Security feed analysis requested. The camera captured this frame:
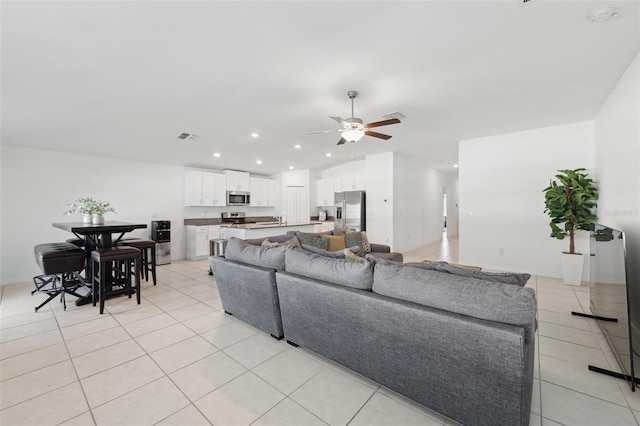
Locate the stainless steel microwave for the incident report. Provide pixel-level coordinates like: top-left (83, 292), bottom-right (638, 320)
top-left (226, 191), bottom-right (250, 206)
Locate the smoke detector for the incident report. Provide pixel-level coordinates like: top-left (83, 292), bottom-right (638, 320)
top-left (177, 132), bottom-right (199, 140)
top-left (588, 6), bottom-right (619, 23)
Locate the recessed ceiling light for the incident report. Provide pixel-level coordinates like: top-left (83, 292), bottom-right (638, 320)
top-left (326, 153), bottom-right (332, 157)
top-left (453, 163), bottom-right (459, 168)
top-left (251, 132), bottom-right (259, 138)
top-left (294, 144), bottom-right (302, 149)
top-left (213, 152), bottom-right (221, 158)
top-left (256, 159), bottom-right (262, 165)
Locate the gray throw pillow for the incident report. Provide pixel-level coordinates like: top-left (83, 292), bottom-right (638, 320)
top-left (345, 232), bottom-right (363, 255)
top-left (290, 231), bottom-right (329, 250)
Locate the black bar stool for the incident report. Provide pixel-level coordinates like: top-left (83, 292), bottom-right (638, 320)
top-left (91, 247), bottom-right (141, 314)
top-left (33, 243), bottom-right (87, 312)
top-left (119, 239), bottom-right (157, 286)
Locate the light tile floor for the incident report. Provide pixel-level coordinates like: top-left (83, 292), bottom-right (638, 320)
top-left (1, 235), bottom-right (638, 426)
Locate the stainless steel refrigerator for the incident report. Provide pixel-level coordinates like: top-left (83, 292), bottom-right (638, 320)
top-left (334, 191), bottom-right (366, 232)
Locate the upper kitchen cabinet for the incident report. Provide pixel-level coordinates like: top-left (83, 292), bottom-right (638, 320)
top-left (250, 176), bottom-right (275, 207)
top-left (184, 170), bottom-right (226, 206)
top-left (340, 171), bottom-right (363, 191)
top-left (316, 178), bottom-right (339, 206)
top-left (225, 170), bottom-right (250, 192)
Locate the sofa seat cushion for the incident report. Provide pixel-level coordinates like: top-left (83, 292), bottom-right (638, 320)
top-left (285, 248), bottom-right (375, 290)
top-left (225, 237), bottom-right (294, 270)
top-left (372, 260), bottom-right (536, 329)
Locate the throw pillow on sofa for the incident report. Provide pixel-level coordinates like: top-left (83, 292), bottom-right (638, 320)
top-left (320, 234), bottom-right (346, 252)
top-left (343, 231), bottom-right (371, 256)
top-left (288, 231), bottom-right (329, 250)
top-left (261, 236), bottom-right (301, 249)
top-left (344, 248), bottom-right (366, 262)
top-left (225, 237), bottom-right (293, 270)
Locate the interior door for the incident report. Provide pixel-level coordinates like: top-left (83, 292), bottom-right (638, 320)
top-left (284, 186), bottom-right (308, 225)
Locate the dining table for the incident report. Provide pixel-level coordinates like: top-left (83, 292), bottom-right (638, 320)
top-left (52, 221), bottom-right (148, 305)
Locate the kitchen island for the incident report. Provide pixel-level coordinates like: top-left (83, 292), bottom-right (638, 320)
top-left (222, 222), bottom-right (321, 240)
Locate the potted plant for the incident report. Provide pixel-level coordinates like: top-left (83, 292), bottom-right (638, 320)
top-left (64, 197), bottom-right (115, 224)
top-left (543, 168), bottom-right (598, 285)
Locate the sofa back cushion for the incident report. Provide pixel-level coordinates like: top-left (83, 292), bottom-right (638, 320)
top-left (285, 248), bottom-right (375, 290)
top-left (225, 237), bottom-right (293, 270)
top-left (372, 260), bottom-right (536, 328)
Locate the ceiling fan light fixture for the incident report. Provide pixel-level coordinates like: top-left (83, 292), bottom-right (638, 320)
top-left (342, 129), bottom-right (365, 142)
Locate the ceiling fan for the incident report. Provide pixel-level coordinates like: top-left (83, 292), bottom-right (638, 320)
top-left (306, 91), bottom-right (401, 145)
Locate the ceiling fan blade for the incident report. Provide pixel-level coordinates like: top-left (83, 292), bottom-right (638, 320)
top-left (337, 137), bottom-right (347, 145)
top-left (304, 129), bottom-right (338, 135)
top-left (365, 118), bottom-right (401, 129)
top-left (330, 116), bottom-right (347, 125)
top-left (364, 130), bottom-right (392, 140)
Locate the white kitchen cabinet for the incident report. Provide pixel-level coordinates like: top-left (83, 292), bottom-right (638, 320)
top-left (185, 226), bottom-right (209, 260)
top-left (211, 173), bottom-right (227, 206)
top-left (265, 179), bottom-right (275, 207)
top-left (186, 225), bottom-right (224, 260)
top-left (341, 172), bottom-right (361, 191)
top-left (225, 170), bottom-right (250, 192)
top-left (250, 177), bottom-right (275, 207)
top-left (184, 170), bottom-right (226, 206)
top-left (316, 178), bottom-right (336, 206)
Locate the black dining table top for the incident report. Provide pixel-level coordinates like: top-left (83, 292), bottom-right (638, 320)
top-left (53, 221), bottom-right (147, 234)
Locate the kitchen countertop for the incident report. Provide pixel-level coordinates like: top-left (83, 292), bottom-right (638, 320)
top-left (220, 222), bottom-right (321, 230)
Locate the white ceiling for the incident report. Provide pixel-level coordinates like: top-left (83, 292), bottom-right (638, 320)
top-left (2, 1), bottom-right (638, 175)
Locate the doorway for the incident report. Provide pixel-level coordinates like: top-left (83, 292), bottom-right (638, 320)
top-left (284, 186), bottom-right (307, 225)
top-left (442, 188), bottom-right (448, 233)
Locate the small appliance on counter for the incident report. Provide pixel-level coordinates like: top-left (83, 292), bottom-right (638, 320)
top-left (151, 220), bottom-right (171, 265)
top-left (319, 209), bottom-right (327, 221)
top-left (221, 212), bottom-right (255, 226)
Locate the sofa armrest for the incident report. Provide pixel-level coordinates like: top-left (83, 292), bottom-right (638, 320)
top-left (370, 243), bottom-right (391, 253)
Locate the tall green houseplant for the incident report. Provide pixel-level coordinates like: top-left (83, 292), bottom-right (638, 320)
top-left (543, 168), bottom-right (598, 254)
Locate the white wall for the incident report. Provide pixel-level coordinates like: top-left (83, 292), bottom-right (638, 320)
top-left (594, 52), bottom-right (640, 324)
top-left (1, 146), bottom-right (186, 284)
top-left (459, 121), bottom-right (594, 277)
top-left (364, 153), bottom-right (394, 247)
top-left (393, 154), bottom-right (459, 253)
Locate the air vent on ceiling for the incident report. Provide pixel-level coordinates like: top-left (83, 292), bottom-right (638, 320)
top-left (380, 111), bottom-right (405, 120)
top-left (177, 132), bottom-right (198, 140)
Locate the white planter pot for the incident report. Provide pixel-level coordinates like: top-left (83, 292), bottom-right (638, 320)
top-left (561, 252), bottom-right (585, 286)
top-left (82, 213), bottom-right (92, 223)
top-left (92, 214), bottom-right (105, 225)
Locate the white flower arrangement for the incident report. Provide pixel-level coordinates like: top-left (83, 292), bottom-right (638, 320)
top-left (64, 197), bottom-right (116, 215)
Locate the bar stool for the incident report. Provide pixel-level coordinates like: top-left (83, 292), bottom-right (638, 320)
top-left (91, 247), bottom-right (141, 314)
top-left (33, 243), bottom-right (87, 312)
top-left (119, 239), bottom-right (157, 286)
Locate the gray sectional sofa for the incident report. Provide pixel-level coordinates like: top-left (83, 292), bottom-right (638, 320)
top-left (209, 236), bottom-right (537, 426)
